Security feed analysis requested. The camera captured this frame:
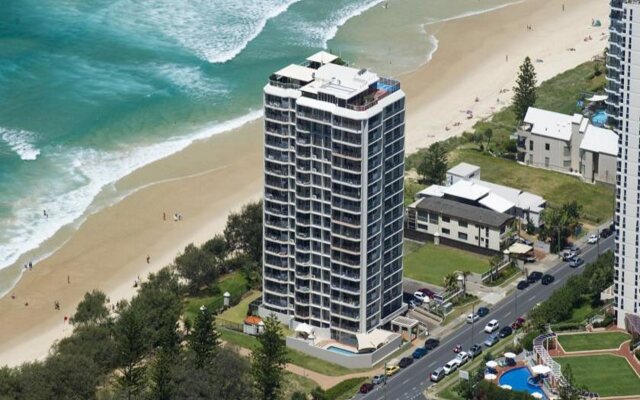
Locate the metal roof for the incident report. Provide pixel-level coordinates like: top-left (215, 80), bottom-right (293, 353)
top-left (523, 107), bottom-right (576, 141)
top-left (447, 162), bottom-right (480, 177)
top-left (413, 196), bottom-right (513, 228)
top-left (580, 124), bottom-right (618, 156)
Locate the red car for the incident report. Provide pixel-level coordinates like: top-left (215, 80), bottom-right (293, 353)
top-left (419, 288), bottom-right (436, 298)
top-left (360, 383), bottom-right (375, 394)
top-left (511, 317), bottom-right (526, 330)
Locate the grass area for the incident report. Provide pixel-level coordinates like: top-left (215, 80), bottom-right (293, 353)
top-left (282, 372), bottom-right (318, 399)
top-left (566, 299), bottom-right (597, 323)
top-left (558, 332), bottom-right (630, 352)
top-left (220, 328), bottom-right (362, 376)
top-left (183, 272), bottom-right (249, 323)
top-left (448, 148), bottom-right (614, 224)
top-left (218, 290), bottom-right (261, 324)
top-left (484, 265), bottom-right (521, 287)
top-left (403, 241), bottom-right (489, 286)
top-left (555, 355), bottom-right (640, 397)
top-left (326, 377), bottom-right (368, 400)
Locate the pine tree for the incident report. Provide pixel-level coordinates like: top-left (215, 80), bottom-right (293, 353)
top-left (252, 315), bottom-right (288, 400)
top-left (513, 56), bottom-right (537, 121)
top-left (114, 307), bottom-right (148, 400)
top-left (148, 348), bottom-right (174, 400)
top-left (188, 305), bottom-right (220, 369)
top-left (417, 142), bottom-right (448, 185)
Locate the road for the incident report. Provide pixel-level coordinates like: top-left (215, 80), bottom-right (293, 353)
top-left (359, 235), bottom-right (615, 400)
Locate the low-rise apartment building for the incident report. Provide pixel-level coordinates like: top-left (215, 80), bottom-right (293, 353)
top-left (516, 107), bottom-right (617, 185)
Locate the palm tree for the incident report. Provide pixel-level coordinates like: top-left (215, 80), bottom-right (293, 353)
top-left (460, 271), bottom-right (471, 295)
top-left (443, 273), bottom-right (459, 293)
top-left (489, 254), bottom-right (504, 282)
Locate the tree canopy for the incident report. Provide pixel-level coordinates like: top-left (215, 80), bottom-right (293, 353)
top-left (417, 142), bottom-right (448, 185)
top-left (513, 56), bottom-right (537, 121)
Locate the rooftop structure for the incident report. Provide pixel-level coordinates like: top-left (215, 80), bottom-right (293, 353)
top-left (413, 196), bottom-right (512, 228)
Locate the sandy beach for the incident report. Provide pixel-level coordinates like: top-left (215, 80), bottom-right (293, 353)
top-left (0, 0), bottom-right (608, 366)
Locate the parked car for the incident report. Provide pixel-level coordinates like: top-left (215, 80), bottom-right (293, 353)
top-left (524, 255), bottom-right (537, 263)
top-left (541, 274), bottom-right (555, 285)
top-left (499, 326), bottom-right (513, 338)
top-left (399, 357), bottom-right (414, 368)
top-left (588, 234), bottom-right (599, 244)
top-left (601, 228), bottom-right (612, 238)
top-left (517, 280), bottom-right (530, 290)
top-left (484, 319), bottom-right (499, 333)
top-left (385, 365), bottom-right (400, 377)
top-left (425, 338), bottom-right (440, 350)
top-left (484, 334), bottom-right (499, 347)
top-left (455, 351), bottom-right (469, 366)
top-left (569, 257), bottom-right (584, 268)
top-left (413, 291), bottom-right (426, 303)
top-left (468, 344), bottom-right (483, 358)
top-left (443, 360), bottom-right (459, 375)
top-left (372, 374), bottom-right (386, 385)
top-left (360, 383), bottom-right (375, 393)
top-left (412, 347), bottom-right (428, 359)
top-left (562, 251), bottom-right (576, 261)
top-left (511, 317), bottom-right (526, 330)
top-left (419, 288), bottom-right (436, 298)
top-left (476, 307), bottom-right (490, 317)
top-left (430, 367), bottom-right (445, 382)
top-left (527, 271), bottom-right (543, 283)
top-left (466, 313), bottom-right (479, 324)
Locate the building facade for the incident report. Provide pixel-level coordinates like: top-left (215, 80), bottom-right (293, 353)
top-left (608, 0), bottom-right (640, 328)
top-left (261, 52), bottom-right (406, 343)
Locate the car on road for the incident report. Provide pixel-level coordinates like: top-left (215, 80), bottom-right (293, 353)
top-left (484, 319), bottom-right (500, 333)
top-left (476, 307), bottom-right (490, 317)
top-left (419, 288), bottom-right (436, 298)
top-left (600, 228), bottom-right (612, 238)
top-left (569, 257), bottom-right (584, 268)
top-left (541, 274), bottom-right (555, 285)
top-left (424, 338), bottom-right (440, 350)
top-left (360, 383), bottom-right (375, 393)
top-left (511, 317), bottom-right (526, 330)
top-left (468, 344), bottom-right (483, 358)
top-left (455, 351), bottom-right (469, 366)
top-left (527, 271), bottom-right (543, 283)
top-left (412, 347), bottom-right (428, 359)
top-left (588, 234), bottom-right (599, 244)
top-left (443, 360), bottom-right (459, 375)
top-left (484, 334), bottom-right (499, 347)
top-left (385, 365), bottom-right (400, 377)
top-left (517, 280), bottom-right (529, 290)
top-left (372, 374), bottom-right (386, 385)
top-left (398, 357), bottom-right (414, 368)
top-left (562, 250), bottom-right (577, 261)
top-left (498, 326), bottom-right (513, 338)
top-left (466, 312), bottom-right (479, 324)
top-left (430, 367), bottom-right (445, 382)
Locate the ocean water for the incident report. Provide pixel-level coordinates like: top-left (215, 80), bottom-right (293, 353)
top-left (0, 0), bottom-right (518, 292)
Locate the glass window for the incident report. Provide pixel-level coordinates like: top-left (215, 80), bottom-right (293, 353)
top-left (442, 216), bottom-right (450, 223)
top-left (459, 221), bottom-right (468, 228)
top-left (442, 228), bottom-right (450, 235)
top-left (458, 232), bottom-right (468, 240)
top-left (545, 143), bottom-right (550, 151)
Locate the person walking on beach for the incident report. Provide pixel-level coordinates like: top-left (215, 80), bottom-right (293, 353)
top-left (146, 255), bottom-right (150, 264)
top-left (67, 275), bottom-right (70, 284)
top-left (163, 212), bottom-right (166, 221)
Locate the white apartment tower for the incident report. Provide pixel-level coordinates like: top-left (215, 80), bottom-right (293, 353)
top-left (608, 0), bottom-right (640, 327)
top-left (261, 52), bottom-right (406, 344)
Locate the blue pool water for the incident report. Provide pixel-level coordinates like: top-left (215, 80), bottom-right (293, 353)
top-left (327, 346), bottom-right (356, 356)
top-left (592, 110), bottom-right (607, 127)
top-left (499, 367), bottom-right (547, 399)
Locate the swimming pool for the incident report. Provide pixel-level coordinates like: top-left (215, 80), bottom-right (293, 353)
top-left (326, 346), bottom-right (356, 356)
top-left (592, 109), bottom-right (607, 127)
top-left (499, 367), bottom-right (547, 399)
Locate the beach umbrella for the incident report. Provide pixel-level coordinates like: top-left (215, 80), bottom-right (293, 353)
top-left (504, 352), bottom-right (517, 359)
top-left (500, 384), bottom-right (512, 390)
top-left (531, 392), bottom-right (543, 399)
top-left (484, 373), bottom-right (497, 381)
top-left (532, 365), bottom-right (551, 375)
top-left (486, 360), bottom-right (498, 368)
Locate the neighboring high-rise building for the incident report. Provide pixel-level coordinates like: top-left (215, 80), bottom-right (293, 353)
top-left (608, 0), bottom-right (640, 327)
top-left (261, 51), bottom-right (406, 344)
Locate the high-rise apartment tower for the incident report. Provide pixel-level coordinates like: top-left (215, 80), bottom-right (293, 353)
top-left (261, 52), bottom-right (406, 343)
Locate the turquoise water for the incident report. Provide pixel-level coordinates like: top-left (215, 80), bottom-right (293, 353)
top-left (499, 367), bottom-right (547, 399)
top-left (0, 0), bottom-right (519, 288)
top-left (592, 109), bottom-right (607, 126)
top-left (327, 346), bottom-right (356, 356)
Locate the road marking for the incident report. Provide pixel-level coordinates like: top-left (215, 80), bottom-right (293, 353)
top-left (528, 295), bottom-right (536, 302)
top-left (403, 379), bottom-right (410, 384)
top-left (504, 311), bottom-right (511, 317)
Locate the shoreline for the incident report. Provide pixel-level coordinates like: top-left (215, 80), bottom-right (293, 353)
top-left (0, 0), bottom-right (608, 366)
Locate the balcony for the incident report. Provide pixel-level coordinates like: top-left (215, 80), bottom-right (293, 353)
top-left (344, 78), bottom-right (400, 112)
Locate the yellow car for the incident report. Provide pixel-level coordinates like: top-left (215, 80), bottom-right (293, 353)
top-left (385, 365), bottom-right (400, 377)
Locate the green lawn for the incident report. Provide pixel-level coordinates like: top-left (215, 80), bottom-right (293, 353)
top-left (565, 298), bottom-right (597, 324)
top-left (183, 271), bottom-right (249, 323)
top-left (219, 290), bottom-right (262, 324)
top-left (220, 328), bottom-right (362, 376)
top-left (449, 148), bottom-right (614, 224)
top-left (555, 355), bottom-right (640, 397)
top-left (403, 241), bottom-right (489, 286)
top-left (558, 332), bottom-right (630, 352)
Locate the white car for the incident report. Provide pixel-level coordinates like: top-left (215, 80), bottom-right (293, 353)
top-left (455, 351), bottom-right (469, 366)
top-left (414, 291), bottom-right (426, 302)
top-left (588, 234), bottom-right (599, 244)
top-left (466, 313), bottom-right (479, 324)
top-left (443, 359), bottom-right (459, 375)
top-left (484, 319), bottom-right (500, 333)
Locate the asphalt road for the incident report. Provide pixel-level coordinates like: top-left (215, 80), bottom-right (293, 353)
top-left (359, 235), bottom-right (615, 400)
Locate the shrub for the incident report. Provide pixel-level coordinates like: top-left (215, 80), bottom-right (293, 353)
top-left (592, 314), bottom-right (614, 328)
top-left (323, 378), bottom-right (366, 400)
top-left (550, 322), bottom-right (585, 332)
top-left (520, 330), bottom-right (542, 352)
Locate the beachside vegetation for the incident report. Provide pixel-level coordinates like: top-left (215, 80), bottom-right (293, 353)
top-left (538, 201), bottom-right (582, 253)
top-left (403, 240), bottom-right (490, 286)
top-left (417, 141), bottom-right (448, 185)
top-left (512, 56), bottom-right (538, 121)
top-left (252, 315), bottom-right (289, 400)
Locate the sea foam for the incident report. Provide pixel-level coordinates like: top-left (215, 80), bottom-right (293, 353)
top-left (0, 127), bottom-right (41, 161)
